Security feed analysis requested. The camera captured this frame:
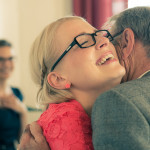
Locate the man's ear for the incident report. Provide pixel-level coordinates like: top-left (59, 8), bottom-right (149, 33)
top-left (47, 72), bottom-right (70, 90)
top-left (121, 28), bottom-right (135, 60)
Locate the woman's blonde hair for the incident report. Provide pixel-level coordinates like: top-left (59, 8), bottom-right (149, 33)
top-left (30, 16), bottom-right (85, 106)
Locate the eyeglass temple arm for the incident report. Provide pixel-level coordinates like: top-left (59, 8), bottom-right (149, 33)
top-left (51, 40), bottom-right (76, 71)
top-left (112, 30), bottom-right (124, 40)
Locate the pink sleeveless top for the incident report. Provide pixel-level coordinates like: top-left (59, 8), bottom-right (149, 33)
top-left (37, 99), bottom-right (94, 150)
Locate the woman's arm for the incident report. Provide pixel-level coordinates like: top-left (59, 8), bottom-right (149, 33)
top-left (38, 106), bottom-right (94, 150)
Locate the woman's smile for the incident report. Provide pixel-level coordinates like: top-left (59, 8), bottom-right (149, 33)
top-left (96, 51), bottom-right (117, 66)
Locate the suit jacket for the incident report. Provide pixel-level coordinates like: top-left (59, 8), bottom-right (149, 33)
top-left (92, 72), bottom-right (150, 150)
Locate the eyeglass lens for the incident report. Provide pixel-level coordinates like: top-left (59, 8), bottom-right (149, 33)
top-left (76, 30), bottom-right (112, 48)
top-left (0, 57), bottom-right (14, 63)
top-left (76, 34), bottom-right (95, 48)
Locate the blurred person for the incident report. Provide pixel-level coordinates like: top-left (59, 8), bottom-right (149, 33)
top-left (0, 40), bottom-right (27, 150)
top-left (18, 16), bottom-right (125, 150)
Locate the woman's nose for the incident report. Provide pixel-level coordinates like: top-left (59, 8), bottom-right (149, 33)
top-left (95, 37), bottom-right (110, 50)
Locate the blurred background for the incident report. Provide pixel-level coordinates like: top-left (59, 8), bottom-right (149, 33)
top-left (0, 0), bottom-right (149, 123)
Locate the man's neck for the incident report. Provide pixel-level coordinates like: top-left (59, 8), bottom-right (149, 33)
top-left (124, 60), bottom-right (150, 82)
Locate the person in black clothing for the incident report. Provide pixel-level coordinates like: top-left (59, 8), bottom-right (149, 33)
top-left (0, 40), bottom-right (27, 150)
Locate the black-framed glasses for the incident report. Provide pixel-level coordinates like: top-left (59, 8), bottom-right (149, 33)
top-left (112, 30), bottom-right (124, 40)
top-left (51, 30), bottom-right (113, 71)
top-left (0, 56), bottom-right (15, 63)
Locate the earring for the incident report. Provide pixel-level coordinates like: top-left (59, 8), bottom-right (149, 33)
top-left (65, 84), bottom-right (70, 89)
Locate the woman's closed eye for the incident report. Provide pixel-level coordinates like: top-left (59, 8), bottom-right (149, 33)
top-left (80, 41), bottom-right (89, 46)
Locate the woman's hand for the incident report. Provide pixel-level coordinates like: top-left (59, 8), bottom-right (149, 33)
top-left (0, 94), bottom-right (27, 114)
top-left (18, 122), bottom-right (50, 150)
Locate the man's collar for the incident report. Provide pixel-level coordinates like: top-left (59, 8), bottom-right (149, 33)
top-left (138, 70), bottom-right (150, 79)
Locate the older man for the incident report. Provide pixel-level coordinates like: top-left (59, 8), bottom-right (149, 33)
top-left (18, 6), bottom-right (150, 150)
top-left (92, 6), bottom-right (150, 150)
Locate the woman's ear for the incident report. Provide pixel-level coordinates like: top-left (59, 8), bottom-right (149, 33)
top-left (47, 72), bottom-right (70, 90)
top-left (121, 28), bottom-right (135, 60)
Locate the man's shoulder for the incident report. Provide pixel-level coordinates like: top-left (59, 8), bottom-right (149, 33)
top-left (110, 72), bottom-right (150, 96)
top-left (95, 74), bottom-right (150, 104)
top-left (92, 72), bottom-right (150, 122)
top-left (91, 73), bottom-right (150, 150)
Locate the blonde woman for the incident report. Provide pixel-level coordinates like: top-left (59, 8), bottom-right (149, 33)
top-left (19, 7), bottom-right (150, 150)
top-left (21, 16), bottom-right (125, 150)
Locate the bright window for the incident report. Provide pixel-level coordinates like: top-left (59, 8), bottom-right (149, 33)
top-left (128, 0), bottom-right (150, 8)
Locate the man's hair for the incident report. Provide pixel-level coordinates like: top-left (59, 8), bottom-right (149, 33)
top-left (0, 40), bottom-right (12, 47)
top-left (107, 6), bottom-right (150, 57)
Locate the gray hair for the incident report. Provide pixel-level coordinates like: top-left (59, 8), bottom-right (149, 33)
top-left (105, 6), bottom-right (150, 57)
